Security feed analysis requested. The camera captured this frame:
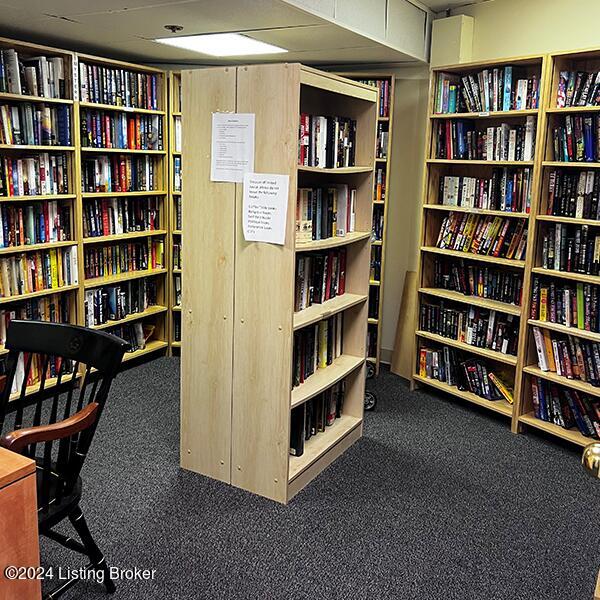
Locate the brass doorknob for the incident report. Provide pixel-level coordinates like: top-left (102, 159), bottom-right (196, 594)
top-left (582, 443), bottom-right (600, 478)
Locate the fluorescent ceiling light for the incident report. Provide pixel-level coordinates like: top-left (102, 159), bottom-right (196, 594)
top-left (154, 33), bottom-right (287, 57)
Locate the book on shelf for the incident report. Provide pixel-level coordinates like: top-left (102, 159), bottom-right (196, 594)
top-left (0, 246), bottom-right (77, 297)
top-left (368, 287), bottom-right (379, 319)
top-left (435, 117), bottom-right (536, 161)
top-left (418, 344), bottom-right (514, 403)
top-left (79, 63), bottom-right (159, 110)
top-left (0, 200), bottom-right (71, 246)
top-left (174, 196), bottom-right (181, 230)
top-left (84, 278), bottom-right (158, 327)
top-left (83, 196), bottom-right (160, 238)
top-left (289, 380), bottom-right (345, 457)
top-left (374, 167), bottom-right (386, 202)
top-left (376, 122), bottom-right (388, 159)
top-left (551, 114), bottom-right (600, 162)
top-left (294, 248), bottom-right (346, 312)
top-left (530, 376), bottom-right (600, 439)
top-left (372, 206), bottom-right (384, 241)
top-left (80, 109), bottom-right (163, 151)
top-left (174, 115), bottom-right (181, 152)
top-left (173, 312), bottom-right (181, 342)
top-left (83, 239), bottom-right (164, 280)
top-left (173, 273), bottom-right (181, 308)
top-left (0, 103), bottom-right (71, 146)
top-left (295, 185), bottom-right (356, 243)
top-left (435, 67), bottom-right (539, 114)
top-left (531, 325), bottom-right (600, 385)
top-left (420, 301), bottom-right (519, 356)
top-left (0, 50), bottom-right (66, 98)
top-left (1, 153), bottom-right (69, 197)
top-left (439, 167), bottom-right (532, 213)
top-left (293, 314), bottom-right (343, 388)
top-left (298, 113), bottom-right (357, 168)
top-left (172, 242), bottom-right (181, 270)
top-left (356, 79), bottom-right (390, 118)
top-left (435, 212), bottom-right (528, 260)
top-left (547, 169), bottom-right (600, 219)
top-left (370, 246), bottom-right (381, 281)
top-left (556, 71), bottom-right (600, 108)
top-left (81, 155), bottom-right (160, 193)
top-left (173, 156), bottom-right (181, 192)
top-left (433, 257), bottom-right (523, 306)
top-left (540, 223), bottom-right (600, 275)
top-left (367, 324), bottom-right (377, 358)
top-left (530, 276), bottom-right (598, 333)
top-left (106, 322), bottom-right (154, 353)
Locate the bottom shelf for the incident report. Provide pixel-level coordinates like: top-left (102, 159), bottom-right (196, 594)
top-left (122, 340), bottom-right (168, 363)
top-left (519, 412), bottom-right (595, 447)
top-left (413, 374), bottom-right (513, 417)
top-left (288, 414), bottom-right (362, 482)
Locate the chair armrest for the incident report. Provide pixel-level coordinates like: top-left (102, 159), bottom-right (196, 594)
top-left (0, 402), bottom-right (99, 453)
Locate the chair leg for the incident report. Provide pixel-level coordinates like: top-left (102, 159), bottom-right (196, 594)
top-left (68, 505), bottom-right (116, 594)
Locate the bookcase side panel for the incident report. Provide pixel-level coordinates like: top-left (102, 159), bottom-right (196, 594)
top-left (231, 64), bottom-right (300, 503)
top-left (180, 67), bottom-right (236, 483)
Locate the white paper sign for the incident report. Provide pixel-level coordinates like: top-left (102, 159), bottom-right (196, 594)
top-left (243, 173), bottom-right (289, 245)
top-left (210, 113), bottom-right (255, 182)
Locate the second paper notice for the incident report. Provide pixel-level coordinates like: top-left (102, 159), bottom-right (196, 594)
top-left (243, 173), bottom-right (289, 245)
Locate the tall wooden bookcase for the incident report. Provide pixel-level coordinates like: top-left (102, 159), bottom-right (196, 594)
top-left (412, 55), bottom-right (548, 426)
top-left (336, 73), bottom-right (395, 374)
top-left (180, 64), bottom-right (377, 503)
top-left (517, 48), bottom-right (600, 446)
top-left (74, 52), bottom-right (169, 363)
top-left (168, 71), bottom-right (182, 350)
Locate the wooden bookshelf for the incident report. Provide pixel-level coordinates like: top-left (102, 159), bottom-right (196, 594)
top-left (516, 47), bottom-right (600, 446)
top-left (412, 55), bottom-right (548, 422)
top-left (73, 51), bottom-right (169, 363)
top-left (168, 72), bottom-right (182, 350)
top-left (181, 64), bottom-right (376, 503)
top-left (336, 73), bottom-right (395, 374)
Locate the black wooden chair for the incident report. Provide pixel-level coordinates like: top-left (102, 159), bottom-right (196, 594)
top-left (0, 320), bottom-right (129, 599)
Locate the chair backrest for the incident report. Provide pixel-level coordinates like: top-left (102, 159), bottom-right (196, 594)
top-left (0, 321), bottom-right (129, 511)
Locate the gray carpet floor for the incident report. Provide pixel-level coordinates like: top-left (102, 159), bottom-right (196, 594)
top-left (39, 357), bottom-right (600, 600)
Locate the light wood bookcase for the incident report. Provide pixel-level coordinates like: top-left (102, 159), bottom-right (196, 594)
top-left (168, 71), bottom-right (182, 350)
top-left (412, 55), bottom-right (548, 426)
top-left (73, 51), bottom-right (169, 363)
top-left (336, 73), bottom-right (395, 374)
top-left (517, 48), bottom-right (600, 446)
top-left (180, 64), bottom-right (377, 503)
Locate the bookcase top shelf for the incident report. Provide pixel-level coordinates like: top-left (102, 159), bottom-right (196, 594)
top-left (75, 52), bottom-right (164, 74)
top-left (0, 36), bottom-right (73, 58)
top-left (299, 65), bottom-right (378, 102)
top-left (431, 54), bottom-right (545, 73)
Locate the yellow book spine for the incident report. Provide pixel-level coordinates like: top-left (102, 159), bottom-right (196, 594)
top-left (49, 249), bottom-right (58, 288)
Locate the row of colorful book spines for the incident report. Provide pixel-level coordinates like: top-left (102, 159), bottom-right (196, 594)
top-left (83, 205), bottom-right (160, 238)
top-left (83, 286), bottom-right (158, 327)
top-left (1, 155), bottom-right (69, 198)
top-left (0, 102), bottom-right (71, 146)
top-left (552, 125), bottom-right (600, 163)
top-left (556, 71), bottom-right (600, 109)
top-left (0, 202), bottom-right (70, 246)
top-left (81, 111), bottom-right (163, 150)
top-left (357, 79), bottom-right (391, 118)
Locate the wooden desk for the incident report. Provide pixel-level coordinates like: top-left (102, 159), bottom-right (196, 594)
top-left (0, 447), bottom-right (40, 600)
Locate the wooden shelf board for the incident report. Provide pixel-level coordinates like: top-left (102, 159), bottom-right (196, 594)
top-left (372, 240), bottom-right (383, 246)
top-left (413, 374), bottom-right (513, 417)
top-left (288, 414), bottom-right (362, 481)
top-left (0, 240), bottom-right (76, 255)
top-left (0, 144), bottom-right (75, 151)
top-left (80, 147), bottom-right (166, 155)
top-left (366, 357), bottom-right (376, 363)
top-left (296, 231), bottom-right (371, 252)
top-left (519, 412), bottom-right (592, 447)
top-left (293, 293), bottom-right (367, 331)
top-left (300, 66), bottom-right (378, 102)
top-left (81, 191), bottom-right (167, 198)
top-left (79, 101), bottom-right (165, 116)
top-left (171, 341), bottom-right (182, 347)
top-left (172, 229), bottom-right (182, 235)
top-left (536, 214), bottom-right (600, 226)
top-left (172, 305), bottom-right (182, 311)
top-left (375, 157), bottom-right (387, 162)
top-left (369, 280), bottom-right (381, 286)
top-left (424, 204), bottom-right (529, 218)
top-left (0, 92), bottom-right (73, 105)
top-left (368, 318), bottom-right (378, 324)
top-left (297, 165), bottom-right (373, 174)
top-left (531, 267), bottom-right (600, 285)
top-left (416, 330), bottom-right (518, 366)
top-left (542, 161), bottom-right (600, 169)
top-left (173, 268), bottom-right (182, 274)
top-left (523, 364), bottom-right (600, 398)
top-left (373, 200), bottom-right (385, 205)
top-left (84, 268), bottom-right (167, 289)
top-left (0, 194), bottom-right (76, 203)
top-left (430, 109), bottom-right (539, 120)
top-left (83, 229), bottom-right (167, 244)
top-left (10, 371), bottom-right (78, 403)
top-left (378, 116), bottom-right (390, 122)
top-left (122, 340), bottom-right (168, 362)
top-left (0, 283), bottom-right (79, 304)
top-left (427, 159), bottom-right (535, 166)
top-left (547, 106), bottom-right (600, 114)
top-left (419, 287), bottom-right (522, 316)
top-left (528, 319), bottom-right (600, 343)
top-left (291, 354), bottom-right (365, 408)
top-left (90, 305), bottom-right (168, 330)
top-left (421, 246), bottom-right (525, 268)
